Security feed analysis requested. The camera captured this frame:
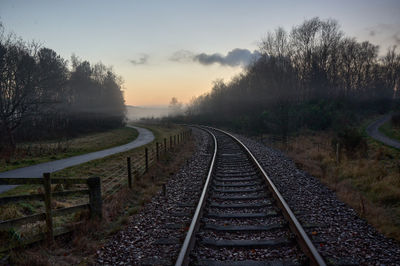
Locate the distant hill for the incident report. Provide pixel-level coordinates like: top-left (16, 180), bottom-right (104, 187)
top-left (126, 105), bottom-right (170, 121)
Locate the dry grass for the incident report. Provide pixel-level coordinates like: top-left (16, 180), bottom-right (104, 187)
top-left (2, 123), bottom-right (195, 265)
top-left (267, 131), bottom-right (400, 241)
top-left (0, 127), bottom-right (139, 172)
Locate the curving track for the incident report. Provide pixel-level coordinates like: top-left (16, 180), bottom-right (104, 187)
top-left (176, 127), bottom-right (326, 265)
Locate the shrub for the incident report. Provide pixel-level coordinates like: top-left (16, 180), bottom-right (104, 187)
top-left (337, 128), bottom-right (368, 157)
top-left (392, 113), bottom-right (400, 127)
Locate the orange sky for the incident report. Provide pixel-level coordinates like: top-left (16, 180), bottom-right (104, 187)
top-left (121, 62), bottom-right (243, 106)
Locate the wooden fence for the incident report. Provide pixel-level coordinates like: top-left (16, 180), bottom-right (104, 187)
top-left (0, 128), bottom-right (192, 250)
top-left (102, 129), bottom-right (192, 200)
top-left (0, 175), bottom-right (101, 251)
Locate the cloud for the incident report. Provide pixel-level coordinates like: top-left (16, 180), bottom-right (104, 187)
top-left (169, 50), bottom-right (195, 62)
top-left (170, 48), bottom-right (261, 67)
top-left (129, 54), bottom-right (149, 65)
top-left (194, 49), bottom-right (261, 67)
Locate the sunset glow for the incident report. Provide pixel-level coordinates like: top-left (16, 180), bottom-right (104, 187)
top-left (1, 0), bottom-right (399, 106)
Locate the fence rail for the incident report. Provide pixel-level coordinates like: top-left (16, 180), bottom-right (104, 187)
top-left (0, 174), bottom-right (100, 252)
top-left (0, 128), bottom-right (192, 251)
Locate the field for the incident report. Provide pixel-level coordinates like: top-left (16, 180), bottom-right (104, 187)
top-left (264, 129), bottom-right (400, 241)
top-left (0, 123), bottom-right (194, 264)
top-left (0, 127), bottom-right (139, 172)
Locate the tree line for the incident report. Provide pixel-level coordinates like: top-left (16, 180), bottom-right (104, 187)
top-left (184, 18), bottom-right (400, 136)
top-left (0, 24), bottom-right (126, 149)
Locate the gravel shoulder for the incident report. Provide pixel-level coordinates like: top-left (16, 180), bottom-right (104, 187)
top-left (366, 114), bottom-right (400, 149)
top-left (96, 128), bottom-right (400, 265)
top-left (0, 125), bottom-right (154, 194)
top-left (235, 133), bottom-right (400, 265)
top-left (96, 128), bottom-right (212, 265)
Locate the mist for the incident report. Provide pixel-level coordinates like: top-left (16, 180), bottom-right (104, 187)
top-left (126, 105), bottom-right (170, 121)
top-left (182, 17), bottom-right (400, 136)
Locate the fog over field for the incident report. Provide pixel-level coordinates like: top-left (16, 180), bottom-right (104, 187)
top-left (126, 105), bottom-right (170, 121)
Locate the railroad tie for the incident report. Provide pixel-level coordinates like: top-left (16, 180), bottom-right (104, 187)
top-left (203, 223), bottom-right (284, 232)
top-left (201, 238), bottom-right (293, 248)
top-left (206, 211), bottom-right (277, 219)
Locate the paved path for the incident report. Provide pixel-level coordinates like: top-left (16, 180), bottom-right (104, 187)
top-left (365, 114), bottom-right (400, 150)
top-left (0, 125), bottom-right (154, 194)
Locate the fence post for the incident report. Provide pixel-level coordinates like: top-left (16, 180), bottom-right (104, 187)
top-left (87, 177), bottom-right (102, 219)
top-left (164, 138), bottom-right (167, 153)
top-left (127, 157), bottom-right (132, 189)
top-left (156, 142), bottom-right (160, 161)
top-left (177, 134), bottom-right (179, 145)
top-left (174, 135), bottom-right (176, 146)
top-left (145, 147), bottom-right (149, 172)
top-left (170, 136), bottom-right (173, 149)
top-left (43, 172), bottom-right (54, 243)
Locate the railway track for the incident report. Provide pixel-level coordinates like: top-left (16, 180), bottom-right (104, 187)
top-left (176, 127), bottom-right (326, 265)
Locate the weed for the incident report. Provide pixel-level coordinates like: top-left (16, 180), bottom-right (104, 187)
top-left (0, 205), bottom-right (23, 220)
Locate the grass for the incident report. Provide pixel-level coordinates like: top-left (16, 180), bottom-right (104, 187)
top-left (0, 123), bottom-right (194, 264)
top-left (379, 120), bottom-right (400, 142)
top-left (266, 130), bottom-right (400, 241)
top-left (0, 127), bottom-right (139, 172)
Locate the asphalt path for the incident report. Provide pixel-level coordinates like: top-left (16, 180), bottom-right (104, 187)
top-left (365, 114), bottom-right (400, 150)
top-left (0, 125), bottom-right (154, 194)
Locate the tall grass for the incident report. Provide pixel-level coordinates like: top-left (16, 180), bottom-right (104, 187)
top-left (267, 132), bottom-right (400, 241)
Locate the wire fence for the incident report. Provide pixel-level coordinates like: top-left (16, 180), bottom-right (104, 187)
top-left (0, 128), bottom-right (193, 251)
top-left (101, 129), bottom-right (192, 202)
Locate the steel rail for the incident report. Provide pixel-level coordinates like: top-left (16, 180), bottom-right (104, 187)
top-left (213, 127), bottom-right (326, 266)
top-left (175, 128), bottom-right (217, 266)
top-left (176, 126), bottom-right (326, 265)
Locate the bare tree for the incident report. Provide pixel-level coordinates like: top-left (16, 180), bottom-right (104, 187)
top-left (0, 23), bottom-right (126, 150)
top-left (184, 17), bottom-right (399, 134)
top-left (169, 97), bottom-right (183, 116)
top-left (0, 32), bottom-right (39, 147)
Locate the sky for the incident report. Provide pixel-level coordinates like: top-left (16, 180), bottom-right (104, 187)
top-left (1, 0), bottom-right (400, 106)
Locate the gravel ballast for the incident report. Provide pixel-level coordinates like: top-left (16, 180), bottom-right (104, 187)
top-left (96, 128), bottom-right (212, 265)
top-left (96, 127), bottom-right (400, 265)
top-left (235, 134), bottom-right (400, 265)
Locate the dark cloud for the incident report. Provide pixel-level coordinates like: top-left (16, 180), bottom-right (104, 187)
top-left (170, 48), bottom-right (261, 67)
top-left (194, 49), bottom-right (261, 67)
top-left (129, 54), bottom-right (149, 65)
